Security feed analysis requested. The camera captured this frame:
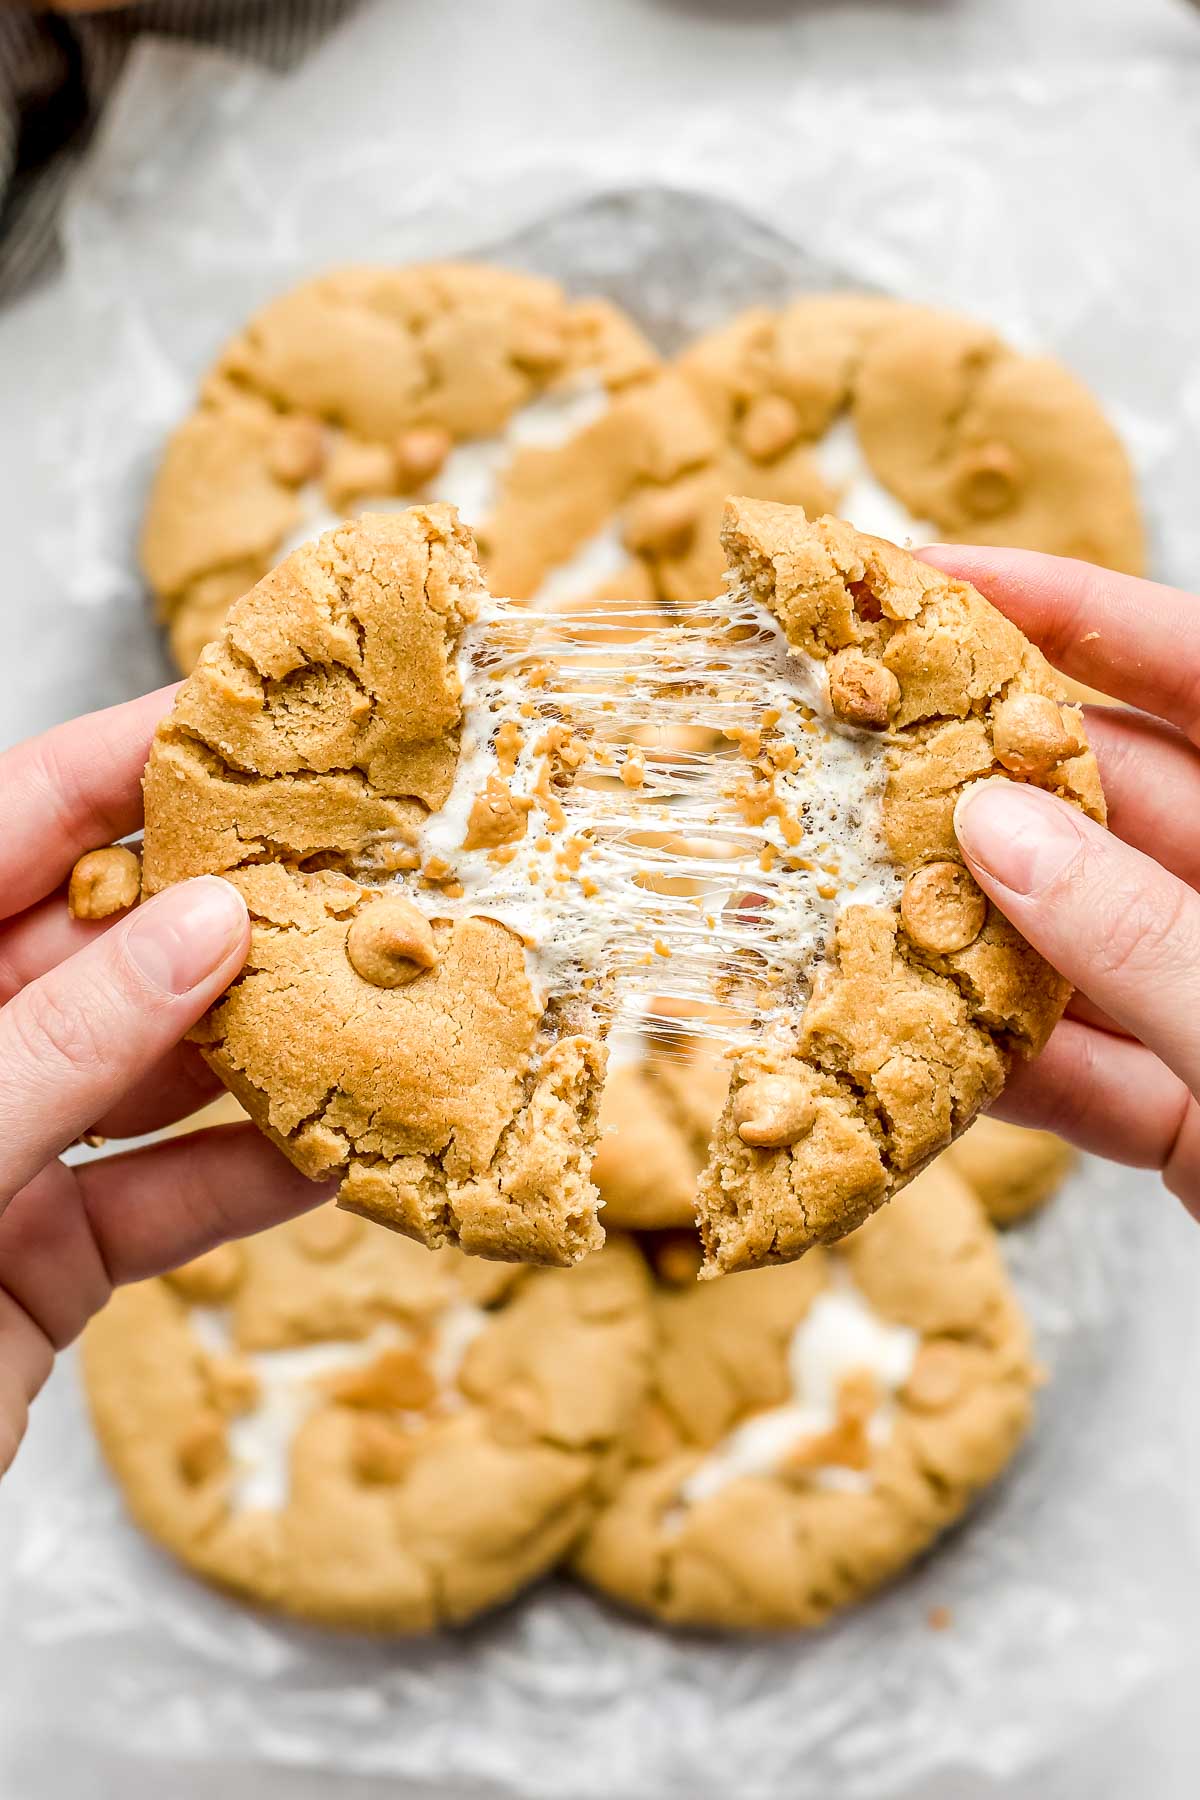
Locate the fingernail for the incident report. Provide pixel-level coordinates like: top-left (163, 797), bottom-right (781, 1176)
top-left (954, 782), bottom-right (1083, 896)
top-left (124, 877), bottom-right (248, 995)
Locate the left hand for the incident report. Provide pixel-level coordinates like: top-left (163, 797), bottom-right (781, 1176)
top-left (0, 688), bottom-right (332, 1477)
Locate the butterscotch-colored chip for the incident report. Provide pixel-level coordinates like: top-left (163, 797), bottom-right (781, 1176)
top-left (732, 1074), bottom-right (817, 1148)
top-left (622, 484), bottom-right (699, 556)
top-left (67, 845), bottom-right (141, 920)
top-left (394, 425), bottom-right (453, 488)
top-left (738, 393), bottom-right (802, 463)
top-left (323, 436), bottom-right (396, 510)
top-left (903, 1339), bottom-right (965, 1411)
top-left (176, 1410), bottom-right (228, 1485)
top-left (346, 894), bottom-right (439, 988)
top-left (351, 1415), bottom-right (417, 1485)
top-left (901, 861), bottom-right (987, 954)
top-left (991, 693), bottom-right (1084, 777)
top-left (951, 443), bottom-right (1022, 519)
top-left (267, 415), bottom-right (325, 486)
top-left (827, 647), bottom-right (900, 730)
top-left (165, 1243), bottom-right (243, 1304)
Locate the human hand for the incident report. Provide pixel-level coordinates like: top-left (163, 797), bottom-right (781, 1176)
top-left (0, 690), bottom-right (331, 1475)
top-left (917, 545), bottom-right (1200, 1218)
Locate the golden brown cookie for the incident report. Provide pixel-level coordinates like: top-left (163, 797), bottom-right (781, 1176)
top-left (946, 1115), bottom-right (1075, 1227)
top-left (83, 1214), bottom-right (652, 1632)
top-left (141, 261), bottom-right (714, 672)
top-left (664, 295), bottom-right (1144, 604)
top-left (573, 1161), bottom-right (1034, 1630)
top-left (140, 499), bottom-right (1100, 1272)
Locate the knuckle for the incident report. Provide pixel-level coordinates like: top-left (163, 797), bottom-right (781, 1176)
top-left (5, 976), bottom-right (111, 1088)
top-left (1082, 868), bottom-right (1197, 987)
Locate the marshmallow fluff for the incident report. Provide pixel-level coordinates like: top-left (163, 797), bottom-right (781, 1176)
top-left (678, 1274), bottom-right (919, 1510)
top-left (388, 581), bottom-right (902, 1041)
top-left (190, 1298), bottom-right (488, 1513)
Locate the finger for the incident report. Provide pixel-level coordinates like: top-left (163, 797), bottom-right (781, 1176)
top-left (0, 891), bottom-right (140, 1006)
top-left (1084, 707), bottom-right (1200, 891)
top-left (954, 780), bottom-right (1200, 1095)
top-left (76, 1123), bottom-right (334, 1285)
top-left (0, 1288), bottom-right (54, 1476)
top-left (86, 1042), bottom-right (226, 1140)
top-left (0, 685), bottom-right (175, 921)
top-left (917, 546), bottom-right (1200, 740)
top-left (1065, 989), bottom-right (1131, 1037)
top-left (0, 876), bottom-right (248, 1205)
top-left (988, 1017), bottom-right (1199, 1199)
top-left (0, 1131), bottom-right (332, 1429)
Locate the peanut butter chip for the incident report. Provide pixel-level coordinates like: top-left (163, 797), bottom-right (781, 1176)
top-left (826, 648), bottom-right (900, 730)
top-left (266, 415), bottom-right (325, 486)
top-left (67, 845), bottom-right (141, 920)
top-left (738, 393), bottom-right (802, 463)
top-left (991, 693), bottom-right (1083, 777)
top-left (653, 1234), bottom-right (704, 1287)
top-left (511, 319), bottom-right (567, 372)
top-left (733, 1074), bottom-right (817, 1148)
top-left (901, 861), bottom-right (987, 954)
top-left (351, 1415), bottom-right (415, 1485)
top-left (346, 895), bottom-right (438, 988)
top-left (165, 1242), bottom-right (243, 1304)
top-left (622, 485), bottom-right (698, 557)
top-left (202, 1352), bottom-right (259, 1417)
top-left (903, 1341), bottom-right (964, 1411)
top-left (394, 425), bottom-right (453, 489)
top-left (176, 1409), bottom-right (228, 1485)
top-left (463, 776), bottom-right (533, 851)
top-left (328, 1346), bottom-right (437, 1411)
top-left (322, 436), bottom-right (397, 510)
top-left (952, 442), bottom-right (1022, 520)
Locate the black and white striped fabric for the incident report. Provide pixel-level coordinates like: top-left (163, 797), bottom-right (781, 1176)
top-left (0, 1), bottom-right (358, 303)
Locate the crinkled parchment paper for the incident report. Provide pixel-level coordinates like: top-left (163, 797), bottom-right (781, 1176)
top-left (3, 38), bottom-right (1200, 1797)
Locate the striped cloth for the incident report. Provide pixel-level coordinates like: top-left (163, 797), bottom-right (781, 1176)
top-left (0, 1), bottom-right (358, 302)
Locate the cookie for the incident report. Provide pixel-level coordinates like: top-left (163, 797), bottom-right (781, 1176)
top-left (946, 1114), bottom-right (1075, 1227)
top-left (140, 498), bottom-right (1101, 1270)
top-left (141, 260), bottom-right (729, 672)
top-left (83, 1213), bottom-right (652, 1632)
top-left (573, 1161), bottom-right (1034, 1630)
top-left (663, 295), bottom-right (1144, 603)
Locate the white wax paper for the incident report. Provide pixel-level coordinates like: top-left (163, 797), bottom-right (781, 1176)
top-left (4, 36), bottom-right (1200, 1797)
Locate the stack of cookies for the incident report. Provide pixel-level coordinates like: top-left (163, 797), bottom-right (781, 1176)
top-left (80, 261), bottom-right (1133, 1636)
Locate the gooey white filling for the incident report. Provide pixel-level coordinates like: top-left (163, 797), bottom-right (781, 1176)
top-left (404, 583), bottom-right (901, 1034)
top-left (190, 1300), bottom-right (488, 1513)
top-left (678, 1275), bottom-right (919, 1510)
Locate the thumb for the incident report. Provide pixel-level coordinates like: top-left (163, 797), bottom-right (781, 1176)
top-left (0, 876), bottom-right (248, 1208)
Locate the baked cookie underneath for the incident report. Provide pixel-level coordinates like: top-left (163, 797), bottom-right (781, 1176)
top-left (945, 1115), bottom-right (1075, 1227)
top-left (83, 1216), bottom-right (652, 1632)
top-left (141, 260), bottom-right (710, 673)
top-left (660, 293), bottom-right (1144, 606)
top-left (573, 1161), bottom-right (1034, 1630)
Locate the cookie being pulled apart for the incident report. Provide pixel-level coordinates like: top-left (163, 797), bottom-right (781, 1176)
top-left (141, 499), bottom-right (1101, 1271)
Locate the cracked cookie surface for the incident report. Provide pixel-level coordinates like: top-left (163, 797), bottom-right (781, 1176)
top-left (573, 1162), bottom-right (1034, 1630)
top-left (141, 260), bottom-right (688, 672)
top-left (83, 1214), bottom-right (652, 1632)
